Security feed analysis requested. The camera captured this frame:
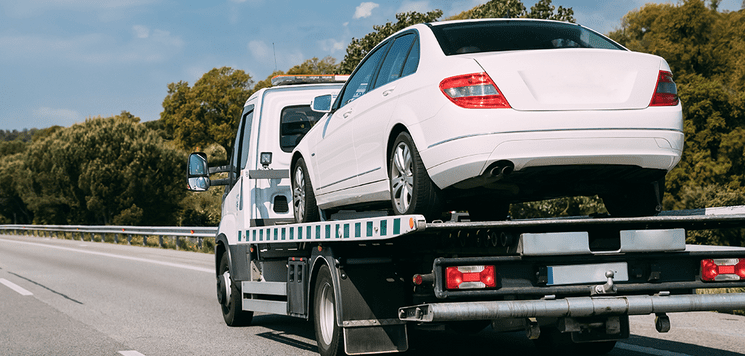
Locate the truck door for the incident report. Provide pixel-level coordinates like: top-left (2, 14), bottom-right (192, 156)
top-left (223, 104), bottom-right (254, 240)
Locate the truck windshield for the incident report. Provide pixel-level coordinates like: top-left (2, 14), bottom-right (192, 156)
top-left (430, 20), bottom-right (624, 55)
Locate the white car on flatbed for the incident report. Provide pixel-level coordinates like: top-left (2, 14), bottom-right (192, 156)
top-left (291, 19), bottom-right (683, 222)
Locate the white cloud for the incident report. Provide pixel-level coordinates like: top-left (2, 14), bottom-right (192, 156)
top-left (133, 25), bottom-right (150, 38)
top-left (32, 107), bottom-right (82, 123)
top-left (0, 29), bottom-right (184, 64)
top-left (396, 1), bottom-right (430, 14)
top-left (319, 38), bottom-right (346, 53)
top-left (353, 2), bottom-right (379, 19)
top-left (248, 40), bottom-right (272, 61)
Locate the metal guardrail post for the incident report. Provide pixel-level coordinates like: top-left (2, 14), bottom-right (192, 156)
top-left (175, 236), bottom-right (180, 250)
top-left (114, 233), bottom-right (119, 244)
top-left (143, 235), bottom-right (147, 246)
top-left (127, 234), bottom-right (131, 245)
top-left (159, 235), bottom-right (164, 248)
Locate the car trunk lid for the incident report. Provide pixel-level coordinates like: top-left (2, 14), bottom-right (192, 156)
top-left (473, 49), bottom-right (663, 111)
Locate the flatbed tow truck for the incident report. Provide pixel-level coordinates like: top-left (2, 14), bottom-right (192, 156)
top-left (186, 76), bottom-right (745, 356)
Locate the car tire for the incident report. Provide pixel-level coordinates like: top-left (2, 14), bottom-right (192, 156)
top-left (602, 178), bottom-right (664, 217)
top-left (313, 264), bottom-right (345, 356)
top-left (389, 132), bottom-right (442, 221)
top-left (293, 157), bottom-right (320, 223)
top-left (218, 253), bottom-right (253, 326)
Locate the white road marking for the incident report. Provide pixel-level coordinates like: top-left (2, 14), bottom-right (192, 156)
top-left (616, 342), bottom-right (693, 356)
top-left (0, 278), bottom-right (33, 296)
top-left (0, 238), bottom-right (212, 274)
top-left (119, 351), bottom-right (146, 356)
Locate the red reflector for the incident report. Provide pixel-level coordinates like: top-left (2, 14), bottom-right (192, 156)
top-left (440, 73), bottom-right (511, 109)
top-left (650, 71), bottom-right (679, 106)
top-left (413, 274), bottom-right (423, 285)
top-left (701, 259), bottom-right (745, 281)
top-left (445, 265), bottom-right (496, 289)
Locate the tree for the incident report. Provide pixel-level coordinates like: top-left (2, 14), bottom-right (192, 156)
top-left (253, 57), bottom-right (340, 92)
top-left (449, 0), bottom-right (574, 22)
top-left (161, 67), bottom-right (253, 153)
top-left (16, 112), bottom-right (186, 225)
top-left (339, 10), bottom-right (443, 74)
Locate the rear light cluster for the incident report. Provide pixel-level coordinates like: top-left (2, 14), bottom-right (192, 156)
top-left (445, 265), bottom-right (496, 290)
top-left (440, 73), bottom-right (511, 109)
top-left (701, 259), bottom-right (745, 281)
top-left (650, 70), bottom-right (679, 106)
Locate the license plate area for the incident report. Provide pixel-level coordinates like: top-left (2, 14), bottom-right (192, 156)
top-left (547, 262), bottom-right (628, 286)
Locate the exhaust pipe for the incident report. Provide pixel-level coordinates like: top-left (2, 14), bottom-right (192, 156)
top-left (488, 162), bottom-right (514, 180)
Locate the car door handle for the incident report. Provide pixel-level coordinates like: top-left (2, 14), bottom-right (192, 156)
top-left (343, 110), bottom-right (353, 118)
top-left (382, 88), bottom-right (395, 97)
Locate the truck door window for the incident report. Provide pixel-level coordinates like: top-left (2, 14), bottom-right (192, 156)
top-left (280, 105), bottom-right (325, 152)
top-left (239, 106), bottom-right (255, 169)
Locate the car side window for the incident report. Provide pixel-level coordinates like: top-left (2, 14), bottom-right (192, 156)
top-left (375, 33), bottom-right (416, 88)
top-left (279, 105), bottom-right (325, 153)
top-left (401, 37), bottom-right (419, 77)
top-left (338, 42), bottom-right (391, 107)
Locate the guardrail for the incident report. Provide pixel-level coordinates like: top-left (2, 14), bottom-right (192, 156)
top-left (0, 224), bottom-right (218, 252)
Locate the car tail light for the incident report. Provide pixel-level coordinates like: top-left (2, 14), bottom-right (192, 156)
top-left (701, 259), bottom-right (745, 281)
top-left (445, 265), bottom-right (496, 289)
top-left (650, 71), bottom-right (679, 106)
top-left (440, 73), bottom-right (511, 109)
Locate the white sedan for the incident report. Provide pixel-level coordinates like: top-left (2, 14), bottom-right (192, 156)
top-left (291, 19), bottom-right (683, 222)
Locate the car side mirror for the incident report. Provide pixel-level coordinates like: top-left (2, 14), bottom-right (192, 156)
top-left (310, 94), bottom-right (334, 113)
top-left (187, 152), bottom-right (211, 192)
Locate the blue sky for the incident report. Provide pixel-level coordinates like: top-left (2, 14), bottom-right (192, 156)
top-left (1, 0), bottom-right (742, 131)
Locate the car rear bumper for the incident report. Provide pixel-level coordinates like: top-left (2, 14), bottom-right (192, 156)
top-left (421, 129), bottom-right (683, 190)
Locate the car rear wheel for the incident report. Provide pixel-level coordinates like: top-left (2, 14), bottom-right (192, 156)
top-left (293, 158), bottom-right (320, 223)
top-left (389, 132), bottom-right (442, 221)
top-left (602, 178), bottom-right (664, 217)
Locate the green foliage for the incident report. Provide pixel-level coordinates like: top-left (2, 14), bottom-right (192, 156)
top-left (254, 57), bottom-right (340, 92)
top-left (161, 67), bottom-right (253, 153)
top-left (0, 129), bottom-right (38, 142)
top-left (339, 10), bottom-right (443, 74)
top-left (674, 184), bottom-right (745, 246)
top-left (449, 0), bottom-right (575, 22)
top-left (14, 112), bottom-right (186, 225)
top-left (510, 196), bottom-right (606, 219)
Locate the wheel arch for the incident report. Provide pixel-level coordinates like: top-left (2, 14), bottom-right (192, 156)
top-left (215, 233), bottom-right (230, 276)
top-left (386, 124), bottom-right (410, 173)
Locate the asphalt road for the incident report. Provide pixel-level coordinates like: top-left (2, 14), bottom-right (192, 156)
top-left (1, 234), bottom-right (744, 356)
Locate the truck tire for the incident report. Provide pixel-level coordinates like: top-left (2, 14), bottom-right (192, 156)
top-left (389, 132), bottom-right (442, 221)
top-left (313, 264), bottom-right (345, 356)
top-left (293, 157), bottom-right (320, 223)
top-left (218, 253), bottom-right (253, 326)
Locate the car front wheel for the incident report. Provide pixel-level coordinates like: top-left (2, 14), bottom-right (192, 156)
top-left (293, 157), bottom-right (320, 223)
top-left (389, 132), bottom-right (442, 221)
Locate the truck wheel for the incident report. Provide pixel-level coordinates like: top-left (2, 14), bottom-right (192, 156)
top-left (218, 253), bottom-right (253, 326)
top-left (602, 178), bottom-right (664, 217)
top-left (313, 264), bottom-right (345, 356)
top-left (389, 132), bottom-right (442, 221)
top-left (533, 327), bottom-right (616, 355)
top-left (293, 158), bottom-right (320, 223)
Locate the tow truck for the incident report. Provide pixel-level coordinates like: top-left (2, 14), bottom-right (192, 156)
top-left (186, 75), bottom-right (745, 356)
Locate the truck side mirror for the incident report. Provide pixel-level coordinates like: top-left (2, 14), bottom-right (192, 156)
top-left (310, 94), bottom-right (334, 113)
top-left (187, 152), bottom-right (211, 192)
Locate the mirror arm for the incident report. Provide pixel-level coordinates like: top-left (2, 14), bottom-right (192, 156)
top-left (210, 178), bottom-right (231, 186)
top-left (209, 165), bottom-right (232, 174)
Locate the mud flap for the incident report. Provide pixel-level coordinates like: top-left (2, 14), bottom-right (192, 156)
top-left (337, 260), bottom-right (409, 354)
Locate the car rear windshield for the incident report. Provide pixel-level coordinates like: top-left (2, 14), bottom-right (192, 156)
top-left (430, 20), bottom-right (624, 55)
